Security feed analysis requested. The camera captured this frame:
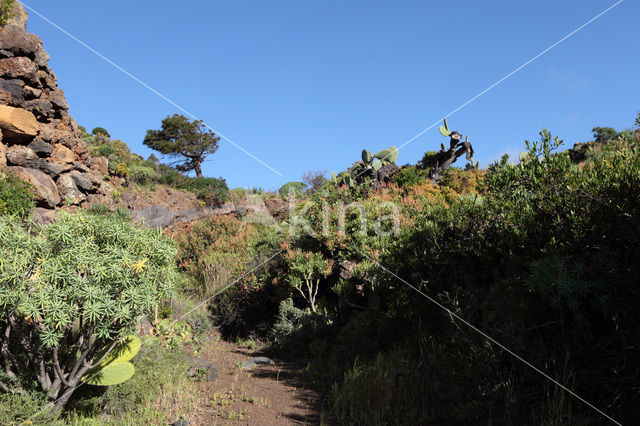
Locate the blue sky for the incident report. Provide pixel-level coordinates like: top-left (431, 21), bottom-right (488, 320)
top-left (22, 0), bottom-right (639, 189)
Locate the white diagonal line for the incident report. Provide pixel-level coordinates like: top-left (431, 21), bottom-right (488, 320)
top-left (370, 258), bottom-right (622, 426)
top-left (374, 0), bottom-right (624, 167)
top-left (20, 2), bottom-right (283, 177)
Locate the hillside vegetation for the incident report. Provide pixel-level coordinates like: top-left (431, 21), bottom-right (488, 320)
top-left (0, 115), bottom-right (639, 424)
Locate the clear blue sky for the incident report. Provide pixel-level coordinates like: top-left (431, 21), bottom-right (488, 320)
top-left (22, 0), bottom-right (639, 189)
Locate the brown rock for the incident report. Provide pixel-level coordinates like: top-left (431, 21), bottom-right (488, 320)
top-left (0, 104), bottom-right (38, 142)
top-left (43, 89), bottom-right (68, 110)
top-left (0, 57), bottom-right (39, 83)
top-left (56, 173), bottom-right (86, 205)
top-left (0, 26), bottom-right (40, 56)
top-left (23, 85), bottom-right (42, 99)
top-left (73, 141), bottom-right (89, 160)
top-left (264, 198), bottom-right (289, 221)
top-left (38, 121), bottom-right (55, 139)
top-left (35, 69), bottom-right (56, 89)
top-left (50, 143), bottom-right (75, 164)
top-left (31, 207), bottom-right (58, 225)
top-left (7, 166), bottom-right (60, 207)
top-left (6, 145), bottom-right (39, 167)
top-left (89, 156), bottom-right (109, 176)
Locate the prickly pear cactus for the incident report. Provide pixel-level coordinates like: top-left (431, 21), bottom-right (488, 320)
top-left (84, 361), bottom-right (135, 386)
top-left (82, 335), bottom-right (142, 386)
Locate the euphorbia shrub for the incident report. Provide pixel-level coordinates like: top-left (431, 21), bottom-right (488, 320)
top-left (0, 211), bottom-right (177, 413)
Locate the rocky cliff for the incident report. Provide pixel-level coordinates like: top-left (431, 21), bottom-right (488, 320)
top-left (0, 2), bottom-right (109, 218)
top-left (0, 3), bottom-right (284, 228)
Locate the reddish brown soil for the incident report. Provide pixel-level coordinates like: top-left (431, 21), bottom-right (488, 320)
top-left (192, 331), bottom-right (321, 425)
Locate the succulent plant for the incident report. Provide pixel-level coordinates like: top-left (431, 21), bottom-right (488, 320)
top-left (374, 146), bottom-right (399, 164)
top-left (439, 118), bottom-right (451, 137)
top-left (82, 335), bottom-right (142, 386)
top-left (84, 361), bottom-right (135, 386)
top-left (362, 149), bottom-right (373, 163)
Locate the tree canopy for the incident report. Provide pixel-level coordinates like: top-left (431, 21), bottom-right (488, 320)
top-left (143, 114), bottom-right (220, 178)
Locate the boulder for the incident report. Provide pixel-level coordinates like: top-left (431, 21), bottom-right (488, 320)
top-left (31, 207), bottom-right (58, 225)
top-left (56, 173), bottom-right (86, 205)
top-left (0, 57), bottom-right (39, 83)
top-left (0, 104), bottom-right (38, 142)
top-left (0, 78), bottom-right (25, 107)
top-left (50, 143), bottom-right (75, 164)
top-left (70, 171), bottom-right (93, 191)
top-left (24, 98), bottom-right (52, 119)
top-left (39, 158), bottom-right (71, 178)
top-left (28, 138), bottom-right (53, 156)
top-left (242, 357), bottom-right (275, 369)
top-left (6, 145), bottom-right (38, 167)
top-left (187, 357), bottom-right (218, 382)
top-left (0, 26), bottom-right (40, 56)
top-left (37, 121), bottom-right (54, 139)
top-left (7, 166), bottom-right (60, 207)
top-left (43, 89), bottom-right (68, 110)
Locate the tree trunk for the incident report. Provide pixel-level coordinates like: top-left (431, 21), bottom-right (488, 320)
top-left (194, 160), bottom-right (203, 178)
top-left (50, 384), bottom-right (76, 413)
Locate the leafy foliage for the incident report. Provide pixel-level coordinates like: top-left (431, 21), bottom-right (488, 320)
top-left (144, 114), bottom-right (220, 178)
top-left (0, 211), bottom-right (178, 412)
top-left (91, 127), bottom-right (111, 138)
top-left (0, 173), bottom-right (34, 218)
top-left (278, 181), bottom-right (306, 197)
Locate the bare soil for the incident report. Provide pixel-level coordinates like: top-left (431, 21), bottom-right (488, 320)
top-left (186, 331), bottom-right (321, 425)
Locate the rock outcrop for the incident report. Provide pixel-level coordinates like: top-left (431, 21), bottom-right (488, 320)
top-left (0, 2), bottom-right (107, 209)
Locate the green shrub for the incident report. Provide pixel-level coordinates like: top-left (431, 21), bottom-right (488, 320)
top-left (91, 127), bottom-right (111, 138)
top-left (0, 173), bottom-right (35, 218)
top-left (0, 0), bottom-right (15, 26)
top-left (0, 211), bottom-right (178, 413)
top-left (278, 181), bottom-right (307, 197)
top-left (129, 165), bottom-right (160, 185)
top-left (391, 165), bottom-right (426, 187)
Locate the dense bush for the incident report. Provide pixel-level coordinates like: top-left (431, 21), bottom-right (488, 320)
top-left (0, 211), bottom-right (178, 413)
top-left (391, 165), bottom-right (426, 187)
top-left (0, 173), bottom-right (34, 217)
top-left (222, 125), bottom-right (640, 424)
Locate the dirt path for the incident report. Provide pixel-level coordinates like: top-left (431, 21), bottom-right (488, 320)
top-left (188, 331), bottom-right (321, 425)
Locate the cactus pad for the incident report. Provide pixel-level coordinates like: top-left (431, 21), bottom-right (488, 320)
top-left (84, 361), bottom-right (135, 386)
top-left (439, 126), bottom-right (451, 137)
